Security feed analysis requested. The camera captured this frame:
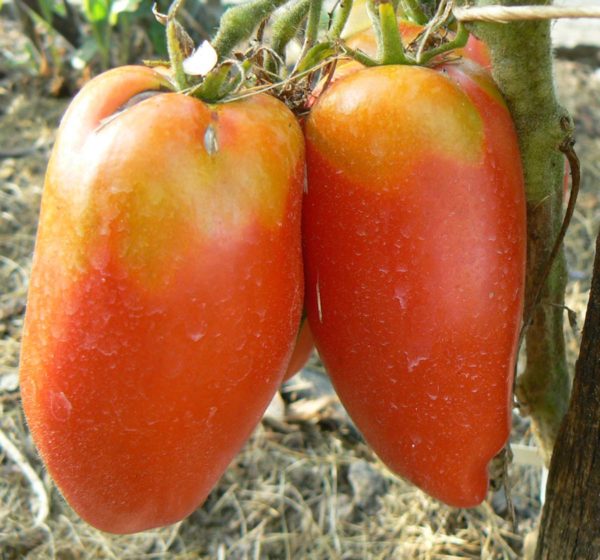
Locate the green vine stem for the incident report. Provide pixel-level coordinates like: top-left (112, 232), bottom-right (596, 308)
top-left (378, 1), bottom-right (410, 64)
top-left (166, 0), bottom-right (190, 90)
top-left (271, 0), bottom-right (310, 60)
top-left (400, 0), bottom-right (427, 24)
top-left (329, 0), bottom-right (354, 40)
top-left (456, 0), bottom-right (572, 464)
top-left (295, 0), bottom-right (324, 65)
top-left (418, 23), bottom-right (468, 64)
top-left (193, 64), bottom-right (233, 101)
top-left (307, 0), bottom-right (324, 48)
top-left (211, 0), bottom-right (289, 60)
top-left (339, 43), bottom-right (378, 66)
top-left (296, 41), bottom-right (336, 73)
top-left (264, 0), bottom-right (310, 76)
top-left (366, 0), bottom-right (384, 59)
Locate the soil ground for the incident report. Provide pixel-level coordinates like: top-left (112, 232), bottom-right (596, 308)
top-left (1, 14), bottom-right (599, 560)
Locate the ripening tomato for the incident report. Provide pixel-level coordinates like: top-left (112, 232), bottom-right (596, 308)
top-left (303, 61), bottom-right (525, 507)
top-left (19, 66), bottom-right (305, 534)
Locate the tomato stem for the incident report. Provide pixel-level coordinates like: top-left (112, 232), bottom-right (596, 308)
top-left (329, 0), bottom-right (354, 40)
top-left (378, 1), bottom-right (410, 65)
top-left (366, 0), bottom-right (384, 59)
top-left (193, 64), bottom-right (232, 101)
top-left (212, 0), bottom-right (289, 60)
top-left (418, 23), bottom-right (469, 64)
top-left (166, 0), bottom-right (190, 91)
top-left (400, 0), bottom-right (428, 25)
top-left (297, 0), bottom-right (324, 64)
top-left (270, 0), bottom-right (311, 67)
top-left (296, 41), bottom-right (337, 73)
top-left (339, 43), bottom-right (379, 66)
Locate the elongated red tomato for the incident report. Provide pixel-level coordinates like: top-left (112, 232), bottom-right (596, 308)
top-left (303, 62), bottom-right (525, 507)
top-left (19, 66), bottom-right (305, 534)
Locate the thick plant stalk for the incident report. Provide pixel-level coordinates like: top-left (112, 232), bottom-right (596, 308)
top-left (532, 230), bottom-right (600, 559)
top-left (457, 0), bottom-right (572, 463)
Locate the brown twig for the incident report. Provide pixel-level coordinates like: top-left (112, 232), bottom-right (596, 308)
top-left (0, 428), bottom-right (49, 527)
top-left (519, 120), bottom-right (580, 345)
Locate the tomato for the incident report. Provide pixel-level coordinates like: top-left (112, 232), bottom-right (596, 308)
top-left (19, 66), bottom-right (305, 534)
top-left (463, 34), bottom-right (492, 71)
top-left (283, 319), bottom-right (314, 381)
top-left (303, 61), bottom-right (525, 507)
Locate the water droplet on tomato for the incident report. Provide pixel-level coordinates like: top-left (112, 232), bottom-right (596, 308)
top-left (407, 355), bottom-right (428, 373)
top-left (89, 245), bottom-right (110, 270)
top-left (50, 391), bottom-right (72, 421)
top-left (393, 285), bottom-right (407, 310)
top-left (187, 328), bottom-right (206, 342)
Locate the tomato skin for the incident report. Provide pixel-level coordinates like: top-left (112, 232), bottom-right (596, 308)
top-left (463, 34), bottom-right (492, 71)
top-left (283, 319), bottom-right (314, 381)
top-left (19, 66), bottom-right (305, 534)
top-left (303, 63), bottom-right (525, 507)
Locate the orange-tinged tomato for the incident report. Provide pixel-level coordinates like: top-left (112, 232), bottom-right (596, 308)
top-left (303, 62), bottom-right (526, 507)
top-left (20, 66), bottom-right (305, 534)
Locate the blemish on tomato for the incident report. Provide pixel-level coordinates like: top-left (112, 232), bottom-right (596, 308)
top-left (204, 124), bottom-right (218, 155)
top-left (316, 278), bottom-right (323, 323)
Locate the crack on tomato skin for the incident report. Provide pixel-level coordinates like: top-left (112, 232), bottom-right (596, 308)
top-left (95, 91), bottom-right (168, 133)
top-left (203, 111), bottom-right (220, 156)
top-left (204, 124), bottom-right (219, 155)
top-left (316, 276), bottom-right (323, 323)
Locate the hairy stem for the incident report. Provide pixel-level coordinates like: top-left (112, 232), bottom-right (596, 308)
top-left (400, 0), bottom-right (427, 24)
top-left (457, 0), bottom-right (572, 463)
top-left (271, 0), bottom-right (310, 58)
top-left (378, 1), bottom-right (409, 64)
top-left (329, 0), bottom-right (354, 40)
top-left (212, 0), bottom-right (289, 60)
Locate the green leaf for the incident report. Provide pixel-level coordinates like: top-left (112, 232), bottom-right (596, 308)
top-left (82, 0), bottom-right (111, 23)
top-left (147, 20), bottom-right (167, 56)
top-left (37, 0), bottom-right (54, 23)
